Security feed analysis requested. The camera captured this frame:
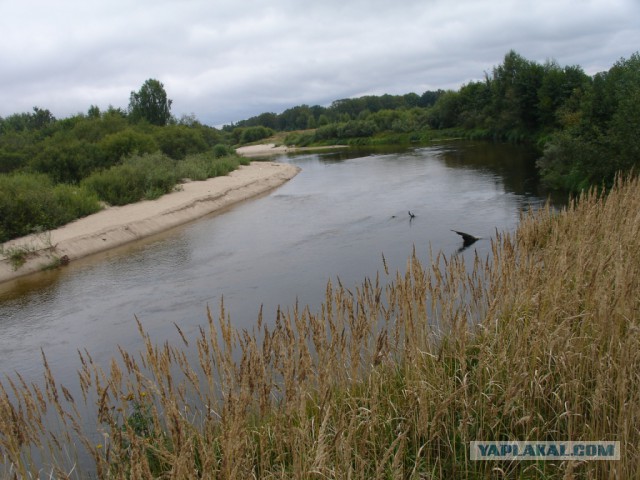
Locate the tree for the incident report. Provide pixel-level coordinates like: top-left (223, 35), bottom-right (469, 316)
top-left (426, 91), bottom-right (461, 129)
top-left (87, 105), bottom-right (101, 118)
top-left (154, 125), bottom-right (209, 159)
top-left (128, 79), bottom-right (173, 126)
top-left (419, 90), bottom-right (443, 107)
top-left (30, 107), bottom-right (56, 130)
top-left (488, 50), bottom-right (544, 132)
top-left (538, 52), bottom-right (640, 191)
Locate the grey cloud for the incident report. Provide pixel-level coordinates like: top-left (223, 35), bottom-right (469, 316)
top-left (1, 0), bottom-right (639, 125)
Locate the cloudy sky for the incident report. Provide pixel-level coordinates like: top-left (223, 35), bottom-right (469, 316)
top-left (1, 0), bottom-right (639, 126)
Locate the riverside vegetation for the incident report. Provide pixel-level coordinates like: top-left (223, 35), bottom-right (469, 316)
top-left (0, 80), bottom-right (245, 244)
top-left (1, 174), bottom-right (638, 478)
top-left (2, 51), bottom-right (639, 241)
top-left (0, 152), bottom-right (248, 242)
top-left (230, 51), bottom-right (640, 193)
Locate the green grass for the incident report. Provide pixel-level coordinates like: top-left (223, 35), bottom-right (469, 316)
top-left (178, 153), bottom-right (249, 181)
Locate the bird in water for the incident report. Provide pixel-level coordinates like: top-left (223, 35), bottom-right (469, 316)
top-left (451, 230), bottom-right (480, 247)
top-left (408, 211), bottom-right (416, 219)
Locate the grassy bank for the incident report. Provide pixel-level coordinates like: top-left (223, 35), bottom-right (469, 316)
top-left (283, 127), bottom-right (432, 148)
top-left (2, 176), bottom-right (638, 478)
top-left (281, 126), bottom-right (531, 151)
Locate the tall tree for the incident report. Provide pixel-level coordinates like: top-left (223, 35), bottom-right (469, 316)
top-left (538, 52), bottom-right (640, 190)
top-left (128, 79), bottom-right (173, 126)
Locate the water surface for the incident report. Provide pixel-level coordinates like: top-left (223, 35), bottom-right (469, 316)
top-left (0, 141), bottom-right (554, 386)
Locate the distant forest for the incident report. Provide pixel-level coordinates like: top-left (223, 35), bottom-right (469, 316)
top-left (1, 51), bottom-right (639, 242)
top-left (226, 50), bottom-right (640, 192)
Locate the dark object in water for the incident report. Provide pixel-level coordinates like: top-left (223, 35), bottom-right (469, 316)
top-left (451, 230), bottom-right (480, 246)
top-left (408, 211), bottom-right (416, 219)
top-left (59, 255), bottom-right (70, 266)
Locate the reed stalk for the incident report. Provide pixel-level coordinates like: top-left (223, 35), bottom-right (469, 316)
top-left (1, 175), bottom-right (638, 479)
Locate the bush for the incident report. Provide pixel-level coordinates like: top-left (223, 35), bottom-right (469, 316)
top-left (177, 153), bottom-right (211, 181)
top-left (0, 173), bottom-right (53, 240)
top-left (82, 153), bottom-right (179, 205)
top-left (98, 129), bottom-right (158, 168)
top-left (0, 173), bottom-right (101, 242)
top-left (0, 149), bottom-right (27, 173)
top-left (178, 153), bottom-right (249, 181)
top-left (238, 126), bottom-right (274, 144)
top-left (283, 131), bottom-right (315, 146)
top-left (212, 143), bottom-right (230, 158)
top-left (210, 156), bottom-right (246, 176)
top-left (30, 136), bottom-right (103, 183)
top-left (314, 123), bottom-right (340, 141)
top-left (154, 125), bottom-right (209, 160)
top-left (50, 184), bottom-right (103, 224)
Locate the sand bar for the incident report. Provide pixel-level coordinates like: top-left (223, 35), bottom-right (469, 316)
top-left (0, 161), bottom-right (299, 284)
top-left (236, 144), bottom-right (292, 157)
top-left (236, 143), bottom-right (346, 157)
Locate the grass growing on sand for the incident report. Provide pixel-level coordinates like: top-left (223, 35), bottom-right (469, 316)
top-left (1, 176), bottom-right (639, 479)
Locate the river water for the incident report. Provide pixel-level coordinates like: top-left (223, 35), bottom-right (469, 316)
top-left (0, 141), bottom-right (555, 389)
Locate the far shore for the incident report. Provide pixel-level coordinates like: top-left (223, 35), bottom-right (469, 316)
top-left (0, 161), bottom-right (299, 285)
top-left (236, 143), bottom-right (346, 157)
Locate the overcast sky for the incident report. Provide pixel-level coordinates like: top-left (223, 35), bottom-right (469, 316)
top-left (1, 0), bottom-right (639, 127)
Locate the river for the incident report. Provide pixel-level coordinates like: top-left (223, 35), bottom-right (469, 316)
top-left (0, 141), bottom-right (556, 390)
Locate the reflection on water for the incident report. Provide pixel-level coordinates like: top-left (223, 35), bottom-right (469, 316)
top-left (0, 141), bottom-right (561, 388)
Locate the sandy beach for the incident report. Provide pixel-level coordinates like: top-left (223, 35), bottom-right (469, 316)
top-left (0, 161), bottom-right (299, 284)
top-left (236, 143), bottom-right (292, 157)
top-left (236, 143), bottom-right (346, 157)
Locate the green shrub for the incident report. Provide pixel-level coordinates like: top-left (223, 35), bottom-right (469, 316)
top-left (178, 153), bottom-right (249, 181)
top-left (212, 143), bottom-right (230, 158)
top-left (153, 125), bottom-right (209, 160)
top-left (0, 149), bottom-right (27, 173)
top-left (72, 111), bottom-right (128, 143)
top-left (30, 136), bottom-right (103, 183)
top-left (51, 184), bottom-right (102, 220)
top-left (314, 123), bottom-right (340, 141)
top-left (177, 153), bottom-right (213, 181)
top-left (82, 153), bottom-right (179, 205)
top-left (284, 132), bottom-right (315, 146)
top-left (0, 173), bottom-right (51, 240)
top-left (98, 129), bottom-right (158, 168)
top-left (238, 126), bottom-right (274, 144)
top-left (210, 157), bottom-right (238, 176)
top-left (0, 173), bottom-right (101, 242)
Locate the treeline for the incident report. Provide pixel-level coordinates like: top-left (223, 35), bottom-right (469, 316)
top-left (224, 50), bottom-right (590, 142)
top-left (222, 92), bottom-right (443, 147)
top-left (2, 51), bottom-right (638, 241)
top-left (538, 53), bottom-right (640, 190)
top-left (434, 51), bottom-right (640, 191)
top-left (226, 91), bottom-right (442, 132)
top-left (0, 80), bottom-right (243, 243)
top-left (227, 50), bottom-right (640, 192)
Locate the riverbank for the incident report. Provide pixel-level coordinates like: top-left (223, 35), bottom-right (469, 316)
top-left (0, 161), bottom-right (299, 284)
top-left (3, 172), bottom-right (637, 477)
top-left (236, 143), bottom-right (346, 157)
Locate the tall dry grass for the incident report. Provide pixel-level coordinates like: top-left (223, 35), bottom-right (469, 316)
top-left (1, 176), bottom-right (639, 479)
